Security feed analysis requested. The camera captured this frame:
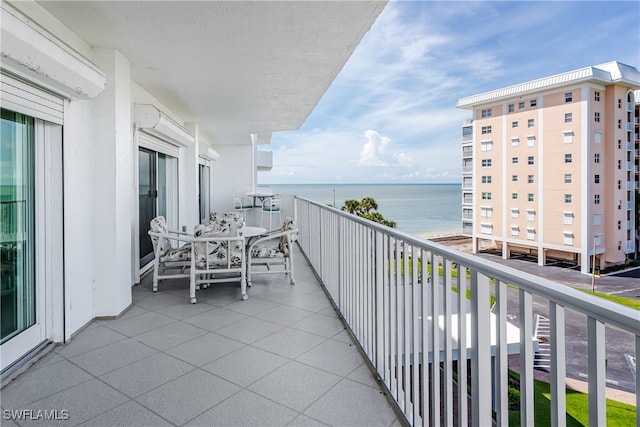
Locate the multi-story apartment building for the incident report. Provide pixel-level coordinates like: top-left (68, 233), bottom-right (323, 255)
top-left (457, 61), bottom-right (640, 274)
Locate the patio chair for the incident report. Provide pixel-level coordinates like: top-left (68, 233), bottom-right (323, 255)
top-left (209, 211), bottom-right (245, 231)
top-left (247, 217), bottom-right (298, 287)
top-left (232, 195), bottom-right (254, 223)
top-left (191, 222), bottom-right (248, 302)
top-left (147, 216), bottom-right (193, 294)
top-left (259, 196), bottom-right (282, 230)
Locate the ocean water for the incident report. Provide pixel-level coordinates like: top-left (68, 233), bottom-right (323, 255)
top-left (268, 183), bottom-right (462, 238)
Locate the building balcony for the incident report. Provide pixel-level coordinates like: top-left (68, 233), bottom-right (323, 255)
top-left (257, 150), bottom-right (273, 171)
top-left (2, 196), bottom-right (638, 426)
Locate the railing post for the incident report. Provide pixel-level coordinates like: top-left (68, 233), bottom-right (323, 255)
top-left (495, 281), bottom-right (508, 427)
top-left (550, 302), bottom-right (566, 427)
top-left (470, 271), bottom-right (492, 427)
top-left (519, 290), bottom-right (534, 427)
top-left (587, 316), bottom-right (606, 427)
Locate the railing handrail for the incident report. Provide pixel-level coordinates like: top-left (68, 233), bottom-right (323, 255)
top-left (296, 195), bottom-right (640, 335)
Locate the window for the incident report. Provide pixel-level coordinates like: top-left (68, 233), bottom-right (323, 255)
top-left (618, 99), bottom-right (622, 108)
top-left (527, 175), bottom-right (534, 184)
top-left (594, 234), bottom-right (602, 246)
top-left (618, 119), bottom-right (622, 129)
top-left (480, 207), bottom-right (493, 218)
top-left (512, 157), bottom-right (519, 164)
top-left (481, 108), bottom-right (492, 117)
top-left (511, 137), bottom-right (519, 146)
top-left (527, 209), bottom-right (535, 221)
top-left (527, 228), bottom-right (536, 240)
top-left (618, 139), bottom-right (622, 149)
top-left (618, 220), bottom-right (622, 230)
top-left (508, 104), bottom-right (515, 113)
top-left (511, 208), bottom-right (519, 218)
top-left (565, 92), bottom-right (573, 102)
top-left (564, 174), bottom-right (572, 183)
top-left (482, 192), bottom-right (492, 200)
top-left (618, 160), bottom-right (622, 170)
top-left (528, 193), bottom-right (534, 202)
top-left (482, 159), bottom-right (492, 167)
top-left (481, 175), bottom-right (492, 184)
top-left (519, 101), bottom-right (525, 109)
top-left (594, 91), bottom-right (600, 101)
top-left (594, 112), bottom-right (600, 122)
top-left (512, 175), bottom-right (518, 182)
top-left (565, 194), bottom-right (572, 203)
top-left (618, 180), bottom-right (622, 190)
top-left (527, 136), bottom-right (535, 147)
top-left (563, 212), bottom-right (573, 225)
top-left (565, 113), bottom-right (572, 123)
top-left (530, 99), bottom-right (537, 107)
top-left (480, 140), bottom-right (493, 151)
top-left (563, 131), bottom-right (574, 144)
top-left (594, 213), bottom-right (602, 225)
top-left (482, 125), bottom-right (492, 134)
top-left (594, 153), bottom-right (600, 163)
top-left (594, 132), bottom-right (602, 144)
top-left (528, 119), bottom-right (534, 128)
top-left (528, 156), bottom-right (534, 165)
top-left (563, 232), bottom-right (574, 246)
top-left (565, 153), bottom-right (572, 163)
top-left (594, 194), bottom-right (600, 204)
top-left (512, 121), bottom-right (518, 128)
top-left (512, 193), bottom-right (518, 200)
top-left (594, 174), bottom-right (600, 184)
top-left (511, 226), bottom-right (519, 236)
top-left (480, 223), bottom-right (493, 235)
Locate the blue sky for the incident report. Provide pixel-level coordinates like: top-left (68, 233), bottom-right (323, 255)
top-left (260, 0), bottom-right (640, 184)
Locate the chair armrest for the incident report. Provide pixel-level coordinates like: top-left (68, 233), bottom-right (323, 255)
top-left (247, 228), bottom-right (298, 252)
top-left (148, 230), bottom-right (193, 244)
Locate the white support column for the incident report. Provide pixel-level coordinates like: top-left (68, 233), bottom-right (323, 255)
top-left (91, 48), bottom-right (133, 316)
top-left (182, 123), bottom-right (199, 231)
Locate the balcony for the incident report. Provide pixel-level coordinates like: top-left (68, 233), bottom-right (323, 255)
top-left (2, 196), bottom-right (638, 426)
top-left (257, 150), bottom-right (274, 171)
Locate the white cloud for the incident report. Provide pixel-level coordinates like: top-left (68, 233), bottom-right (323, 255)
top-left (358, 130), bottom-right (390, 166)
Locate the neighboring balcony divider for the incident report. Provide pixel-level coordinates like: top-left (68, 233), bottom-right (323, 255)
top-left (294, 196), bottom-right (639, 427)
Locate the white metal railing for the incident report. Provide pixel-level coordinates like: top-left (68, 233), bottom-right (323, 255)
top-left (295, 196), bottom-right (640, 427)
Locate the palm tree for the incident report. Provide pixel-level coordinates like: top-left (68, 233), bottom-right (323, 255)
top-left (340, 197), bottom-right (395, 228)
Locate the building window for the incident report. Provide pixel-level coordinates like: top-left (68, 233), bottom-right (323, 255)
top-left (528, 193), bottom-right (534, 202)
top-left (594, 132), bottom-right (602, 144)
top-left (563, 211), bottom-right (573, 225)
top-left (528, 118), bottom-right (534, 128)
top-left (527, 175), bottom-right (534, 184)
top-left (563, 232), bottom-right (574, 246)
top-left (594, 194), bottom-right (600, 204)
top-left (481, 108), bottom-right (492, 118)
top-left (527, 136), bottom-right (535, 146)
top-left (511, 226), bottom-right (519, 236)
top-left (564, 113), bottom-right (573, 124)
top-left (528, 156), bottom-right (534, 165)
top-left (482, 192), bottom-right (492, 200)
top-left (564, 174), bottom-right (572, 183)
top-left (511, 208), bottom-right (519, 218)
top-left (618, 160), bottom-right (622, 169)
top-left (519, 101), bottom-right (525, 109)
top-left (565, 153), bottom-right (572, 163)
top-left (508, 104), bottom-right (515, 113)
top-left (618, 220), bottom-right (622, 230)
top-left (530, 99), bottom-right (537, 107)
top-left (482, 159), bottom-right (492, 167)
top-left (594, 213), bottom-right (602, 225)
top-left (480, 223), bottom-right (493, 235)
top-left (511, 137), bottom-right (519, 146)
top-left (563, 131), bottom-right (574, 144)
top-left (512, 175), bottom-right (518, 182)
top-left (565, 194), bottom-right (572, 203)
top-left (618, 139), bottom-right (622, 149)
top-left (512, 193), bottom-right (518, 200)
top-left (594, 234), bottom-right (602, 246)
top-left (512, 157), bottom-right (519, 164)
top-left (594, 174), bottom-right (600, 184)
top-left (480, 140), bottom-right (493, 151)
top-left (565, 92), bottom-right (573, 102)
top-left (618, 99), bottom-right (622, 108)
top-left (618, 119), bottom-right (622, 129)
top-left (618, 180), bottom-right (622, 190)
top-left (594, 91), bottom-right (600, 101)
top-left (482, 125), bottom-right (492, 134)
top-left (527, 228), bottom-right (536, 240)
top-left (481, 175), bottom-right (492, 184)
top-left (594, 112), bottom-right (600, 122)
top-left (512, 121), bottom-right (518, 128)
top-left (527, 209), bottom-right (535, 221)
top-left (480, 207), bottom-right (493, 218)
top-left (594, 153), bottom-right (600, 163)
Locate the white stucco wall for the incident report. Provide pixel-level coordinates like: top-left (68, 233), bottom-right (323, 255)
top-left (211, 144), bottom-right (255, 213)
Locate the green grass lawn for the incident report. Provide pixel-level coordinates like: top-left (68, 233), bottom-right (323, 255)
top-left (508, 375), bottom-right (637, 426)
top-left (578, 289), bottom-right (640, 311)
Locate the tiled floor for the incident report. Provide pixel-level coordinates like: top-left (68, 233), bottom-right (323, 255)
top-left (1, 248), bottom-right (400, 427)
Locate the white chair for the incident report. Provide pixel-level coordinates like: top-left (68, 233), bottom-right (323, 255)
top-left (248, 217), bottom-right (297, 287)
top-left (260, 196), bottom-right (282, 230)
top-left (147, 216), bottom-right (192, 294)
top-left (232, 195), bottom-right (253, 223)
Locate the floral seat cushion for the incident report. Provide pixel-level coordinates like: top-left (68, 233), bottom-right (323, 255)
top-left (193, 223), bottom-right (243, 269)
top-left (251, 217), bottom-right (297, 259)
top-left (150, 216), bottom-right (191, 262)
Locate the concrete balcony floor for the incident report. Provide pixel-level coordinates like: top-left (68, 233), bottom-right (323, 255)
top-left (1, 248), bottom-right (400, 427)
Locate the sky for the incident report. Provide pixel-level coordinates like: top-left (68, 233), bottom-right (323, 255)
top-left (259, 0), bottom-right (640, 185)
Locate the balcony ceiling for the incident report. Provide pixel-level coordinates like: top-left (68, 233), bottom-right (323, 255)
top-left (37, 1), bottom-right (386, 144)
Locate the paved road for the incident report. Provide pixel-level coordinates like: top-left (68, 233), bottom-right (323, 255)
top-left (476, 252), bottom-right (639, 393)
